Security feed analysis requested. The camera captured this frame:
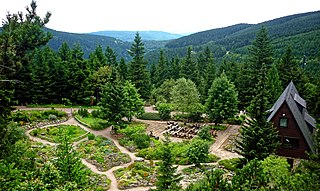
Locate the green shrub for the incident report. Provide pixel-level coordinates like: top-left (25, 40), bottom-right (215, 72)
top-left (91, 110), bottom-right (101, 118)
top-left (209, 125), bottom-right (227, 131)
top-left (218, 158), bottom-right (242, 171)
top-left (227, 114), bottom-right (246, 125)
top-left (88, 133), bottom-right (95, 140)
top-left (156, 103), bottom-right (172, 120)
top-left (133, 133), bottom-right (150, 149)
top-left (198, 126), bottom-right (213, 141)
top-left (48, 114), bottom-right (57, 121)
top-left (78, 108), bottom-right (89, 117)
top-left (138, 112), bottom-right (161, 120)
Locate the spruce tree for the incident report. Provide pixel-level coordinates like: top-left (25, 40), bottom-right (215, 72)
top-left (266, 63), bottom-right (282, 105)
top-left (105, 46), bottom-right (117, 67)
top-left (206, 72), bottom-right (238, 124)
top-left (128, 32), bottom-right (151, 100)
top-left (117, 58), bottom-right (127, 82)
top-left (240, 26), bottom-right (273, 109)
top-left (155, 49), bottom-right (168, 87)
top-left (122, 81), bottom-right (144, 122)
top-left (156, 135), bottom-right (181, 191)
top-left (180, 47), bottom-right (196, 83)
top-left (235, 64), bottom-right (280, 161)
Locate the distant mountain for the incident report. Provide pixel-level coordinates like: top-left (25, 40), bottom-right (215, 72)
top-left (162, 11), bottom-right (320, 60)
top-left (89, 30), bottom-right (183, 41)
top-left (45, 28), bottom-right (132, 59)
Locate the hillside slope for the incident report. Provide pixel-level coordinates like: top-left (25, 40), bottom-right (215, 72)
top-left (163, 11), bottom-right (320, 59)
top-left (90, 30), bottom-right (183, 41)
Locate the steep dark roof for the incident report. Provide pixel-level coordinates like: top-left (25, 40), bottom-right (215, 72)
top-left (267, 82), bottom-right (316, 153)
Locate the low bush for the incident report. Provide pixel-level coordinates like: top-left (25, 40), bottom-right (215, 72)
top-left (218, 158), bottom-right (242, 171)
top-left (78, 108), bottom-right (89, 117)
top-left (156, 103), bottom-right (172, 120)
top-left (88, 133), bottom-right (95, 140)
top-left (227, 114), bottom-right (246, 125)
top-left (137, 112), bottom-right (161, 120)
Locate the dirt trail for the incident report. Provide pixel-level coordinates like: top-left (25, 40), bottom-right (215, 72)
top-left (209, 125), bottom-right (241, 160)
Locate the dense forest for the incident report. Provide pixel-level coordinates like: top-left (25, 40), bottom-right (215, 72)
top-left (0, 1), bottom-right (319, 191)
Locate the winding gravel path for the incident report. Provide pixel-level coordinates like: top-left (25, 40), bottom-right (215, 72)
top-left (24, 107), bottom-right (241, 190)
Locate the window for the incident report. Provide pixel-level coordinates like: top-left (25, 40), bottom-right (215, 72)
top-left (279, 118), bottom-right (288, 128)
top-left (283, 137), bottom-right (299, 148)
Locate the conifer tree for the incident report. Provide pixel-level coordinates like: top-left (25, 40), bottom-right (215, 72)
top-left (105, 46), bottom-right (117, 67)
top-left (180, 47), bottom-right (196, 83)
top-left (155, 49), bottom-right (168, 87)
top-left (240, 26), bottom-right (273, 109)
top-left (235, 64), bottom-right (280, 161)
top-left (128, 32), bottom-right (151, 100)
top-left (88, 45), bottom-right (106, 70)
top-left (206, 72), bottom-right (238, 124)
top-left (156, 135), bottom-right (181, 191)
top-left (117, 58), bottom-right (127, 82)
top-left (122, 81), bottom-right (144, 122)
top-left (266, 63), bottom-right (282, 105)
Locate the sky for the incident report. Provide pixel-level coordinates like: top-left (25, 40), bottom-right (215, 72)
top-left (0, 0), bottom-right (319, 34)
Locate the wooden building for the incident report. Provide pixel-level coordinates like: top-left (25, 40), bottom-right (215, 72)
top-left (267, 82), bottom-right (316, 159)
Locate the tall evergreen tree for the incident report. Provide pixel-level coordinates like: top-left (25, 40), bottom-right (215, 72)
top-left (266, 63), bottom-right (282, 105)
top-left (154, 49), bottom-right (168, 87)
top-left (206, 72), bottom-right (238, 124)
top-left (203, 48), bottom-right (216, 99)
top-left (239, 26), bottom-right (273, 109)
top-left (156, 135), bottom-right (182, 191)
top-left (235, 64), bottom-right (280, 161)
top-left (117, 57), bottom-right (127, 82)
top-left (278, 46), bottom-right (308, 91)
top-left (128, 32), bottom-right (151, 100)
top-left (88, 45), bottom-right (106, 71)
top-left (180, 47), bottom-right (196, 83)
top-left (105, 46), bottom-right (117, 67)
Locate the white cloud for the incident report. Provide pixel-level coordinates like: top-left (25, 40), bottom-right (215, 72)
top-left (0, 0), bottom-right (319, 34)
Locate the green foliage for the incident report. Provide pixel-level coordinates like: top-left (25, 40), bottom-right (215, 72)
top-left (185, 169), bottom-right (230, 191)
top-left (186, 139), bottom-right (209, 167)
top-left (87, 133), bottom-right (95, 140)
top-left (156, 102), bottom-right (172, 120)
top-left (171, 78), bottom-right (202, 119)
top-left (78, 108), bottom-right (89, 117)
top-left (138, 112), bottom-right (161, 120)
top-left (152, 78), bottom-right (176, 103)
top-left (156, 135), bottom-right (182, 191)
top-left (206, 72), bottom-right (238, 124)
top-left (128, 32), bottom-right (151, 100)
top-left (197, 126), bottom-right (213, 141)
top-left (236, 64), bottom-right (280, 161)
top-left (218, 158), bottom-right (242, 171)
top-left (122, 81), bottom-right (144, 121)
top-left (133, 133), bottom-right (150, 149)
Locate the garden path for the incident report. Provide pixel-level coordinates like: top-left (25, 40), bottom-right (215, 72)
top-left (24, 107), bottom-right (241, 190)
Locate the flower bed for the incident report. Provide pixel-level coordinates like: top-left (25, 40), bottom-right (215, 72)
top-left (114, 161), bottom-right (157, 189)
top-left (77, 136), bottom-right (131, 171)
top-left (30, 125), bottom-right (88, 143)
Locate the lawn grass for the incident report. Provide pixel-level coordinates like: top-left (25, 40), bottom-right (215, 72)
top-left (74, 114), bottom-right (110, 130)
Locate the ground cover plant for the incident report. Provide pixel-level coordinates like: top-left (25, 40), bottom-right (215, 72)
top-left (77, 135), bottom-right (131, 171)
top-left (30, 125), bottom-right (88, 143)
top-left (74, 109), bottom-right (110, 130)
top-left (137, 138), bottom-right (219, 165)
top-left (117, 122), bottom-right (150, 151)
top-left (11, 109), bottom-right (67, 126)
top-left (114, 161), bottom-right (157, 189)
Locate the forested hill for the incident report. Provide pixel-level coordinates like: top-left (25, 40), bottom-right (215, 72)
top-left (45, 28), bottom-right (132, 59)
top-left (164, 11), bottom-right (320, 59)
top-left (90, 30), bottom-right (183, 41)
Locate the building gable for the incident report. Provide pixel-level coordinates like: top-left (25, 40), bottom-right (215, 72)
top-left (267, 82), bottom-right (316, 157)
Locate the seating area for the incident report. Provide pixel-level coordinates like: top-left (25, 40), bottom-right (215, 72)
top-left (163, 121), bottom-right (202, 139)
